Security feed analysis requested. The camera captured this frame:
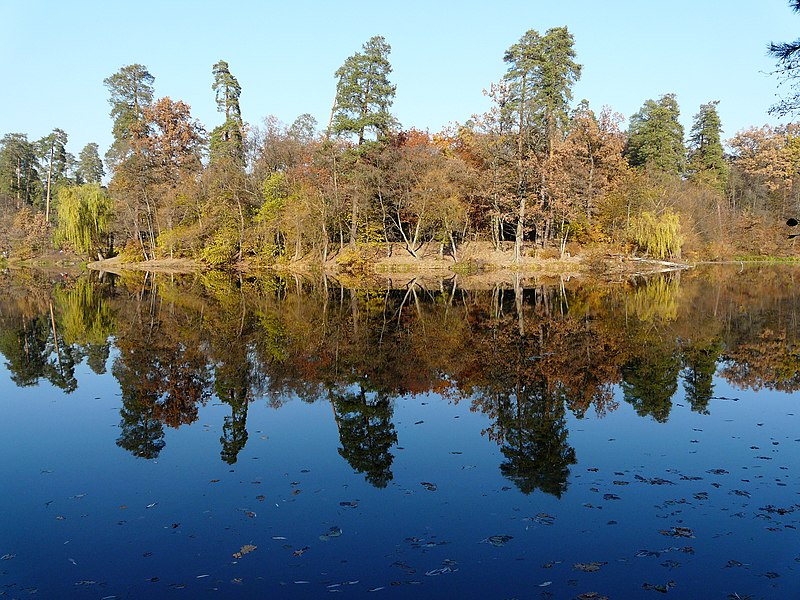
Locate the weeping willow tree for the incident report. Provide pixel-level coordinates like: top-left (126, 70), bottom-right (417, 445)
top-left (54, 183), bottom-right (113, 257)
top-left (53, 279), bottom-right (114, 346)
top-left (631, 209), bottom-right (682, 259)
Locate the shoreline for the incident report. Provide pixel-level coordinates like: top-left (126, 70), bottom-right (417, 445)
top-left (84, 248), bottom-right (695, 283)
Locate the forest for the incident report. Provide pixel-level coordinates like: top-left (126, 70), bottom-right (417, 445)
top-left (2, 25), bottom-right (800, 270)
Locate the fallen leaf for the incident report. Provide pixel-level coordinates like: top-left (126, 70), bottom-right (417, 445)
top-left (485, 535), bottom-right (513, 547)
top-left (573, 561), bottom-right (607, 572)
top-left (232, 544), bottom-right (257, 559)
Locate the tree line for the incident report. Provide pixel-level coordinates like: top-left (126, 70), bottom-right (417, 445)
top-left (2, 27), bottom-right (800, 265)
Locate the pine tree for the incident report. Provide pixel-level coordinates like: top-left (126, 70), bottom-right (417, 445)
top-left (76, 143), bottom-right (105, 184)
top-left (330, 35), bottom-right (397, 145)
top-left (210, 60), bottom-right (244, 164)
top-left (103, 64), bottom-right (155, 167)
top-left (501, 26), bottom-right (581, 258)
top-left (768, 0), bottom-right (800, 115)
top-left (687, 101), bottom-right (728, 188)
top-left (0, 133), bottom-right (41, 208)
top-left (37, 128), bottom-right (69, 221)
top-left (625, 93), bottom-right (685, 174)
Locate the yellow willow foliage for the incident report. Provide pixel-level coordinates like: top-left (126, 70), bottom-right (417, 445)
top-left (53, 279), bottom-right (114, 346)
top-left (628, 276), bottom-right (680, 323)
top-left (631, 210), bottom-right (683, 260)
top-left (54, 184), bottom-right (112, 254)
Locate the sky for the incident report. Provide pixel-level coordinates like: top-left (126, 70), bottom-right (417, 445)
top-left (1, 0), bottom-right (799, 160)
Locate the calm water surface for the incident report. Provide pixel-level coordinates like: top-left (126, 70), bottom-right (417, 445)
top-left (1, 266), bottom-right (799, 599)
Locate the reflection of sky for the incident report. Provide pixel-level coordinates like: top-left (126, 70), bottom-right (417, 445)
top-left (1, 354), bottom-right (800, 598)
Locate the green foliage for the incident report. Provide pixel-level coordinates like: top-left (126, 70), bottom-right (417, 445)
top-left (210, 60), bottom-right (244, 164)
top-left (0, 133), bottom-right (41, 206)
top-left (53, 183), bottom-right (112, 255)
top-left (104, 64), bottom-right (154, 142)
top-left (333, 388), bottom-right (397, 488)
top-left (681, 338), bottom-right (722, 414)
top-left (687, 101), bottom-right (727, 188)
top-left (628, 275), bottom-right (680, 322)
top-left (331, 35), bottom-right (397, 144)
top-left (200, 224), bottom-right (241, 266)
top-left (76, 143), bottom-right (105, 184)
top-left (622, 345), bottom-right (680, 423)
top-left (626, 93), bottom-right (685, 174)
top-left (768, 1), bottom-right (800, 116)
top-left (104, 64), bottom-right (155, 165)
top-left (503, 26), bottom-right (581, 153)
top-left (53, 279), bottom-right (114, 346)
top-left (37, 129), bottom-right (69, 185)
top-left (631, 209), bottom-right (683, 260)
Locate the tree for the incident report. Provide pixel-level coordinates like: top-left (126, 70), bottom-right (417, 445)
top-left (210, 59), bottom-right (245, 163)
top-left (687, 101), bottom-right (728, 188)
top-left (625, 93), bottom-right (685, 174)
top-left (76, 143), bottom-right (105, 184)
top-left (0, 133), bottom-right (41, 208)
top-left (37, 128), bottom-right (69, 221)
top-left (728, 123), bottom-right (800, 216)
top-left (111, 97), bottom-right (205, 259)
top-left (501, 27), bottom-right (581, 258)
top-left (331, 386), bottom-right (397, 488)
top-left (54, 183), bottom-right (113, 257)
top-left (104, 64), bottom-right (155, 166)
top-left (681, 338), bottom-right (722, 414)
top-left (330, 35), bottom-right (397, 145)
top-left (769, 1), bottom-right (800, 115)
top-left (329, 36), bottom-right (398, 246)
top-left (547, 102), bottom-right (628, 240)
top-left (622, 343), bottom-right (680, 423)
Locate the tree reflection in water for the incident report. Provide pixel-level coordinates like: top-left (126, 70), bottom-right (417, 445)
top-left (1, 265), bottom-right (799, 490)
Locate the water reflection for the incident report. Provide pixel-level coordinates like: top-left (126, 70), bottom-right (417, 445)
top-left (1, 265), bottom-right (799, 496)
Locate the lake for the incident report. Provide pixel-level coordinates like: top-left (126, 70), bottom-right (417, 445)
top-left (0, 265), bottom-right (799, 599)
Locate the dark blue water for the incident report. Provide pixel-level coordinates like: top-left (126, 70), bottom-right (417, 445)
top-left (0, 268), bottom-right (799, 599)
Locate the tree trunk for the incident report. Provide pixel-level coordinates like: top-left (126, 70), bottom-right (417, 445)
top-left (45, 141), bottom-right (54, 222)
top-left (514, 195), bottom-right (525, 262)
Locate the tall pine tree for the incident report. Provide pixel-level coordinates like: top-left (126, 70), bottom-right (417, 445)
top-left (687, 100), bottom-right (728, 188)
top-left (330, 35), bottom-right (397, 145)
top-left (210, 60), bottom-right (244, 164)
top-left (103, 64), bottom-right (155, 168)
top-left (625, 93), bottom-right (685, 174)
top-left (502, 26), bottom-right (581, 258)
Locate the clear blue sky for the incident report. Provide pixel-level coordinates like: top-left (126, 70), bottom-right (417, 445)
top-left (1, 0), bottom-right (798, 158)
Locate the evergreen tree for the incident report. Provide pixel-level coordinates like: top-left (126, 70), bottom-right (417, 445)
top-left (210, 59), bottom-right (245, 163)
top-left (37, 128), bottom-right (69, 221)
top-left (503, 27), bottom-right (581, 157)
top-left (768, 0), bottom-right (800, 115)
top-left (103, 64), bottom-right (155, 167)
top-left (501, 26), bottom-right (581, 258)
top-left (330, 35), bottom-right (397, 145)
top-left (0, 133), bottom-right (41, 207)
top-left (687, 101), bottom-right (728, 188)
top-left (76, 142), bottom-right (105, 184)
top-left (625, 93), bottom-right (686, 174)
